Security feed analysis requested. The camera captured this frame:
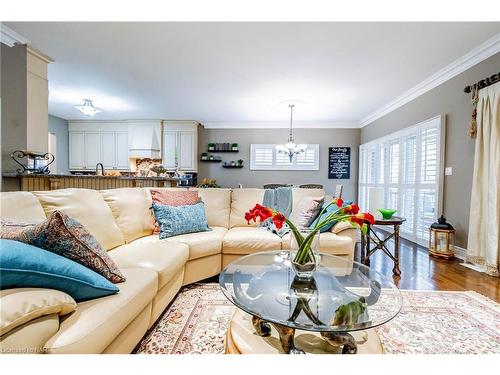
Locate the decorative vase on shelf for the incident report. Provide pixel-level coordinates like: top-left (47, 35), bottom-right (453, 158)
top-left (290, 229), bottom-right (320, 279)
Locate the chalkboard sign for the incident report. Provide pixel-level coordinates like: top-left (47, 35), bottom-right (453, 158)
top-left (328, 147), bottom-right (350, 179)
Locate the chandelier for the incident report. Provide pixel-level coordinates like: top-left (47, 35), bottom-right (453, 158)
top-left (74, 99), bottom-right (101, 116)
top-left (276, 104), bottom-right (306, 162)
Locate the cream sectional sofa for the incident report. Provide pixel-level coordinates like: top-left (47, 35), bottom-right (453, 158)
top-left (0, 187), bottom-right (357, 354)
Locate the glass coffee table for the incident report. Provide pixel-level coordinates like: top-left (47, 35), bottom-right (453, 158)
top-left (219, 251), bottom-right (402, 354)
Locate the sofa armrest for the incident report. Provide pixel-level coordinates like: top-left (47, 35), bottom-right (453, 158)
top-left (1, 288), bottom-right (76, 354)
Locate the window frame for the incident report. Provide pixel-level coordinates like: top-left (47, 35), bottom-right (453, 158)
top-left (250, 144), bottom-right (320, 171)
top-left (358, 115), bottom-right (445, 246)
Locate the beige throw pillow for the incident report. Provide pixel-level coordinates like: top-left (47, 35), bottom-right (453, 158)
top-left (289, 196), bottom-right (324, 229)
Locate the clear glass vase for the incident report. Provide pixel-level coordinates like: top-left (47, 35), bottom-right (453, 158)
top-left (290, 229), bottom-right (320, 279)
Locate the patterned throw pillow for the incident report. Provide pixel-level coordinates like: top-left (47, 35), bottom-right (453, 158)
top-left (0, 211), bottom-right (125, 283)
top-left (152, 202), bottom-right (210, 239)
top-left (289, 196), bottom-right (325, 229)
top-left (149, 189), bottom-right (201, 234)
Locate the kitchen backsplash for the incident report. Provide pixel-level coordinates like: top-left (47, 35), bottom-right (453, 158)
top-left (136, 158), bottom-right (163, 171)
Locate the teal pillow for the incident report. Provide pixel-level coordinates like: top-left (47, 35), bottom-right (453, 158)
top-left (309, 200), bottom-right (354, 233)
top-left (0, 239), bottom-right (119, 302)
top-left (152, 202), bottom-right (210, 239)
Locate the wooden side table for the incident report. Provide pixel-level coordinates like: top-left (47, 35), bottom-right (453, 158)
top-left (360, 216), bottom-right (406, 276)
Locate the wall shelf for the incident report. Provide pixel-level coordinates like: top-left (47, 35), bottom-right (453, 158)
top-left (200, 159), bottom-right (222, 163)
top-left (222, 165), bottom-right (244, 169)
top-left (207, 149), bottom-right (239, 153)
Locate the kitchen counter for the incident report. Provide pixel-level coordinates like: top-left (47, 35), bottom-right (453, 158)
top-left (2, 173), bottom-right (182, 192)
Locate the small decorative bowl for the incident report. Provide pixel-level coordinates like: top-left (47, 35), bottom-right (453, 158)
top-left (378, 208), bottom-right (397, 220)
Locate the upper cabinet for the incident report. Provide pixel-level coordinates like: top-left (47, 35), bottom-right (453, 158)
top-left (68, 122), bottom-right (131, 171)
top-left (162, 121), bottom-right (199, 172)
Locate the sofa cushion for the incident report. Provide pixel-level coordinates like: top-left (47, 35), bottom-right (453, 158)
top-left (0, 288), bottom-right (76, 336)
top-left (108, 236), bottom-right (188, 289)
top-left (0, 192), bottom-right (46, 223)
top-left (195, 188), bottom-right (231, 228)
top-left (222, 227), bottom-right (282, 254)
top-left (0, 239), bottom-right (119, 302)
top-left (100, 188), bottom-right (155, 243)
top-left (230, 189), bottom-right (265, 228)
top-left (43, 267), bottom-right (157, 354)
top-left (165, 227), bottom-right (227, 260)
top-left (33, 189), bottom-right (125, 250)
top-left (0, 212), bottom-right (125, 283)
top-left (281, 231), bottom-right (353, 255)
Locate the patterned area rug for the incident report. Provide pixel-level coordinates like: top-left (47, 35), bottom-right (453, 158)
top-left (134, 283), bottom-right (500, 354)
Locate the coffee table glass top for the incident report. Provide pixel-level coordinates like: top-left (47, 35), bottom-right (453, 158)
top-left (219, 251), bottom-right (402, 333)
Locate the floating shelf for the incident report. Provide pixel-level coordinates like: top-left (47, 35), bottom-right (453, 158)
top-left (222, 165), bottom-right (244, 169)
top-left (207, 149), bottom-right (239, 153)
top-left (200, 159), bottom-right (222, 163)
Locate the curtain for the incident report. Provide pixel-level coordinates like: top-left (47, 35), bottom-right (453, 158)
top-left (467, 82), bottom-right (500, 277)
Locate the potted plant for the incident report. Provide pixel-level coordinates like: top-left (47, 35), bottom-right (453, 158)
top-left (150, 165), bottom-right (167, 177)
top-left (199, 178), bottom-right (220, 188)
top-left (208, 143), bottom-right (215, 151)
top-left (231, 143), bottom-right (239, 151)
top-left (237, 159), bottom-right (244, 166)
top-left (244, 199), bottom-right (374, 278)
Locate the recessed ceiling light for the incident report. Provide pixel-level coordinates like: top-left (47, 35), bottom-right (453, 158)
top-left (74, 99), bottom-right (101, 116)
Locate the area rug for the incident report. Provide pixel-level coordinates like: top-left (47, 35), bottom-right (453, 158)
top-left (134, 283), bottom-right (500, 354)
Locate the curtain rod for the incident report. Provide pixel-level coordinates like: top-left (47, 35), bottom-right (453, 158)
top-left (464, 72), bottom-right (500, 93)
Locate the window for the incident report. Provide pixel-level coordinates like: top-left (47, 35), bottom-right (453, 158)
top-left (358, 116), bottom-right (444, 246)
top-left (250, 144), bottom-right (320, 170)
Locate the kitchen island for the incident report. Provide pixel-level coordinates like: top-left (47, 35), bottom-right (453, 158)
top-left (2, 173), bottom-right (181, 192)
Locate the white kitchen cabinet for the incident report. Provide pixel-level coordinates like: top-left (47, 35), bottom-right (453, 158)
top-left (85, 132), bottom-right (101, 170)
top-left (69, 132), bottom-right (86, 170)
top-left (162, 121), bottom-right (198, 172)
top-left (100, 132), bottom-right (115, 169)
top-left (69, 122), bottom-right (130, 171)
top-left (163, 131), bottom-right (178, 170)
top-left (178, 131), bottom-right (195, 170)
top-left (115, 131), bottom-right (129, 169)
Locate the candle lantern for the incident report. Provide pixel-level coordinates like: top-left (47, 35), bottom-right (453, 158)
top-left (429, 215), bottom-right (455, 259)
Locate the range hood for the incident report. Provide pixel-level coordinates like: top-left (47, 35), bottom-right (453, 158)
top-left (128, 121), bottom-right (161, 159)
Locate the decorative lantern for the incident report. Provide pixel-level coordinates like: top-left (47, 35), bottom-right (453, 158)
top-left (429, 215), bottom-right (455, 259)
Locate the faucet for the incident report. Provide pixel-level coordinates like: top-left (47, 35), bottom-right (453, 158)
top-left (96, 163), bottom-right (104, 176)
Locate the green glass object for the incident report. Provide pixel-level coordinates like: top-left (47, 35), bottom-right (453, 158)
top-left (378, 208), bottom-right (397, 220)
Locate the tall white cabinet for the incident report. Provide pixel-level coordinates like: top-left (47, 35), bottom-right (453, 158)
top-left (162, 121), bottom-right (198, 172)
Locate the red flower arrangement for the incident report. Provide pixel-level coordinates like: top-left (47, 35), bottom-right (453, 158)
top-left (245, 197), bottom-right (374, 266)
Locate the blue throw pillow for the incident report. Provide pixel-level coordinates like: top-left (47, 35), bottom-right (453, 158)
top-left (152, 202), bottom-right (210, 239)
top-left (0, 239), bottom-right (119, 302)
top-left (309, 200), bottom-right (354, 233)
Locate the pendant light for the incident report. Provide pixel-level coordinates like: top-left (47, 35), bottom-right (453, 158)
top-left (74, 99), bottom-right (101, 116)
top-left (276, 104), bottom-right (306, 162)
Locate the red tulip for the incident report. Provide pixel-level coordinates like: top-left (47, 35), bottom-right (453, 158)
top-left (272, 213), bottom-right (286, 230)
top-left (350, 212), bottom-right (375, 226)
top-left (335, 197), bottom-right (344, 208)
top-left (245, 204), bottom-right (273, 224)
top-left (343, 204), bottom-right (360, 215)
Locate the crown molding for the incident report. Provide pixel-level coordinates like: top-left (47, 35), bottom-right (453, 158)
top-left (359, 32), bottom-right (500, 128)
top-left (0, 23), bottom-right (29, 47)
top-left (203, 121), bottom-right (360, 129)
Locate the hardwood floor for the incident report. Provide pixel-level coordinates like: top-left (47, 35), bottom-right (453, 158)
top-left (354, 230), bottom-right (500, 302)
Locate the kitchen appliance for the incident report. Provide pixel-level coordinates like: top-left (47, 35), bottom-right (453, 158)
top-left (178, 173), bottom-right (197, 187)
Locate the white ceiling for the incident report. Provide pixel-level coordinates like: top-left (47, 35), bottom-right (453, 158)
top-left (5, 22), bottom-right (500, 126)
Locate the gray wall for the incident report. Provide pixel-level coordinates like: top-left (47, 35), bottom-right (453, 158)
top-left (48, 115), bottom-right (69, 174)
top-left (198, 128), bottom-right (360, 201)
top-left (360, 52), bottom-right (500, 248)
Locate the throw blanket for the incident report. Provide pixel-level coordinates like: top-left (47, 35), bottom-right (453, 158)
top-left (261, 187), bottom-right (292, 237)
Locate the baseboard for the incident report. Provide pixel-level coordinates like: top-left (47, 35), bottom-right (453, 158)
top-left (454, 246), bottom-right (467, 261)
